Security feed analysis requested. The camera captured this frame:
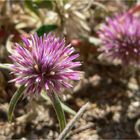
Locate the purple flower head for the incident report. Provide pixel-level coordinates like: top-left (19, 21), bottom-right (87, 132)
top-left (10, 33), bottom-right (81, 96)
top-left (98, 13), bottom-right (140, 64)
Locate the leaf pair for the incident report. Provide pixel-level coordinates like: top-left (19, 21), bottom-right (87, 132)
top-left (8, 85), bottom-right (76, 132)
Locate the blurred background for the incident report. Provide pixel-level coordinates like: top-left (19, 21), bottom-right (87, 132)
top-left (0, 0), bottom-right (140, 139)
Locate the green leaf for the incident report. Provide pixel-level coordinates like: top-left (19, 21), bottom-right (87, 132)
top-left (41, 91), bottom-right (76, 115)
top-left (8, 85), bottom-right (25, 122)
top-left (36, 24), bottom-right (58, 37)
top-left (49, 92), bottom-right (66, 132)
top-left (61, 102), bottom-right (76, 115)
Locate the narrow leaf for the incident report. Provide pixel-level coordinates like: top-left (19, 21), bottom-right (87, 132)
top-left (41, 92), bottom-right (76, 115)
top-left (61, 102), bottom-right (76, 116)
top-left (8, 85), bottom-right (25, 122)
top-left (0, 63), bottom-right (12, 70)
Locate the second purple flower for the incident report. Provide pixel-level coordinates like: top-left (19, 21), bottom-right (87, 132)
top-left (98, 13), bottom-right (140, 65)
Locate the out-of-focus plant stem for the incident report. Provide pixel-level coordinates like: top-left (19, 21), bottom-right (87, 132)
top-left (53, 0), bottom-right (64, 28)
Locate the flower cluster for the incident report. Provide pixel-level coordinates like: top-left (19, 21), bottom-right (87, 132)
top-left (98, 13), bottom-right (140, 64)
top-left (10, 33), bottom-right (81, 96)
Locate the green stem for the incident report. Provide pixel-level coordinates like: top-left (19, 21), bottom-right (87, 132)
top-left (49, 92), bottom-right (66, 132)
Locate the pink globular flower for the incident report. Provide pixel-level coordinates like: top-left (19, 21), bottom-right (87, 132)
top-left (10, 33), bottom-right (81, 96)
top-left (98, 13), bottom-right (140, 64)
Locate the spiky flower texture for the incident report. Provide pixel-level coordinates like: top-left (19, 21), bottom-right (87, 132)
top-left (99, 13), bottom-right (140, 64)
top-left (10, 33), bottom-right (81, 96)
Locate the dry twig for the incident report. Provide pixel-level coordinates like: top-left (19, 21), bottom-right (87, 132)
top-left (57, 102), bottom-right (89, 140)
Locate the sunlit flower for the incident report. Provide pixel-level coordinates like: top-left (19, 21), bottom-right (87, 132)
top-left (10, 33), bottom-right (81, 96)
top-left (98, 13), bottom-right (140, 64)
